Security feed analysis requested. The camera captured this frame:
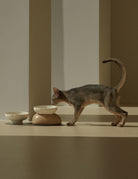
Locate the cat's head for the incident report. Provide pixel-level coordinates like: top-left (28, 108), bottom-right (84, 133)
top-left (52, 88), bottom-right (67, 104)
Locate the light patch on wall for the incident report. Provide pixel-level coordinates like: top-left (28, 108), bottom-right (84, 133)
top-left (51, 0), bottom-right (99, 92)
top-left (0, 0), bottom-right (29, 118)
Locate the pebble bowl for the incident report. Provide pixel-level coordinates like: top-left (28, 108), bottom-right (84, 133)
top-left (5, 112), bottom-right (29, 125)
top-left (32, 113), bottom-right (61, 125)
top-left (33, 105), bottom-right (57, 114)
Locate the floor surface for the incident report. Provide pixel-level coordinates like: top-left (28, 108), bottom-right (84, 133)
top-left (0, 107), bottom-right (138, 179)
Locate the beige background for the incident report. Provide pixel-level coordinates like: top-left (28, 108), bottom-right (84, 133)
top-left (52, 0), bottom-right (99, 90)
top-left (51, 0), bottom-right (64, 91)
top-left (99, 0), bottom-right (111, 86)
top-left (29, 0), bottom-right (51, 117)
top-left (0, 0), bottom-right (29, 118)
top-left (52, 0), bottom-right (138, 107)
top-left (0, 0), bottom-right (137, 120)
top-left (100, 0), bottom-right (138, 106)
top-left (48, 0), bottom-right (138, 107)
top-left (111, 0), bottom-right (138, 106)
top-left (62, 0), bottom-right (99, 89)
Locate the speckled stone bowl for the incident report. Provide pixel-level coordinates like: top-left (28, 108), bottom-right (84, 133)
top-left (32, 113), bottom-right (61, 125)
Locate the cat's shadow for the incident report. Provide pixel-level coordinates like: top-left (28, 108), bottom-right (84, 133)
top-left (84, 123), bottom-right (111, 127)
top-left (83, 123), bottom-right (138, 128)
top-left (5, 121), bottom-right (138, 128)
top-left (6, 122), bottom-right (62, 126)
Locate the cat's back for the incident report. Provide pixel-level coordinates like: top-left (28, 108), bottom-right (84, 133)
top-left (65, 84), bottom-right (113, 105)
top-left (66, 84), bottom-right (112, 100)
top-left (67, 84), bottom-right (111, 93)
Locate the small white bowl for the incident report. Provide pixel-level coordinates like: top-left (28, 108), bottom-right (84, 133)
top-left (33, 105), bottom-right (57, 114)
top-left (5, 112), bottom-right (29, 125)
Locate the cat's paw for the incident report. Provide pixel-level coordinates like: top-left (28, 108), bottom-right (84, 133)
top-left (117, 123), bottom-right (124, 127)
top-left (111, 122), bottom-right (117, 126)
top-left (67, 122), bottom-right (75, 126)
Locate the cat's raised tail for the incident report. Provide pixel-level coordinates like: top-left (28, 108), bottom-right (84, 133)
top-left (102, 58), bottom-right (126, 92)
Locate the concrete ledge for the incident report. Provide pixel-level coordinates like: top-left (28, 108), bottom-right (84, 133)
top-left (56, 106), bottom-right (138, 115)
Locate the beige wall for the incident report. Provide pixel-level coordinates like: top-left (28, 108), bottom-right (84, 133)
top-left (29, 0), bottom-right (51, 117)
top-left (0, 0), bottom-right (51, 119)
top-left (63, 0), bottom-right (99, 89)
top-left (99, 0), bottom-right (111, 86)
top-left (31, 0), bottom-right (138, 107)
top-left (51, 0), bottom-right (64, 91)
top-left (1, 0), bottom-right (137, 120)
top-left (52, 0), bottom-right (99, 91)
top-left (100, 0), bottom-right (138, 106)
top-left (0, 0), bottom-right (29, 118)
top-left (111, 0), bottom-right (138, 106)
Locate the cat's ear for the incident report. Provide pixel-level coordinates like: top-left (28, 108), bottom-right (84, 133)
top-left (53, 87), bottom-right (60, 94)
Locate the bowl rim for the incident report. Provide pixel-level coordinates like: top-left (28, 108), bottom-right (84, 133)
top-left (33, 105), bottom-right (57, 110)
top-left (5, 112), bottom-right (29, 116)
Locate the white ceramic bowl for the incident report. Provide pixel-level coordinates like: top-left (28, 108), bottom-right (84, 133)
top-left (5, 112), bottom-right (29, 125)
top-left (33, 105), bottom-right (57, 114)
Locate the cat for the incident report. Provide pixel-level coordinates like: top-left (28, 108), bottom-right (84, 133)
top-left (52, 58), bottom-right (128, 127)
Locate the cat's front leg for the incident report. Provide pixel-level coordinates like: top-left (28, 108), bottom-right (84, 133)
top-left (67, 105), bottom-right (84, 126)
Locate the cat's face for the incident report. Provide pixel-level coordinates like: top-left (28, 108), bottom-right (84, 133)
top-left (52, 88), bottom-right (66, 104)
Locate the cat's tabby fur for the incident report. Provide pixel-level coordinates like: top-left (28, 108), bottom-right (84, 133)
top-left (52, 59), bottom-right (128, 127)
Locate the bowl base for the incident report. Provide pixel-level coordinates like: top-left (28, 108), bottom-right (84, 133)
top-left (12, 120), bottom-right (23, 125)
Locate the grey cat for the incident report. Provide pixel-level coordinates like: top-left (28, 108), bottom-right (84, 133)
top-left (52, 59), bottom-right (128, 127)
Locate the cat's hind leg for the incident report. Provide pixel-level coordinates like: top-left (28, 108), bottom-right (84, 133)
top-left (111, 115), bottom-right (121, 126)
top-left (105, 105), bottom-right (128, 127)
top-left (67, 105), bottom-right (84, 126)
